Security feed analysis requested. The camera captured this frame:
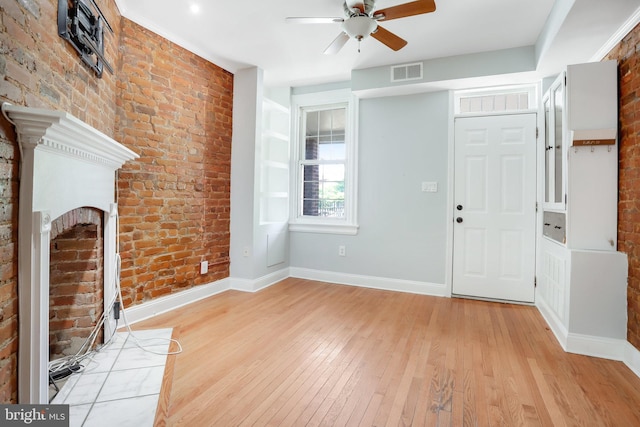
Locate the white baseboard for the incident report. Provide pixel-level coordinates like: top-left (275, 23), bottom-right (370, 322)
top-left (230, 268), bottom-right (290, 292)
top-left (565, 333), bottom-right (626, 361)
top-left (123, 278), bottom-right (231, 325)
top-left (122, 269), bottom-right (290, 325)
top-left (536, 291), bottom-right (640, 379)
top-left (123, 268), bottom-right (445, 327)
top-left (535, 294), bottom-right (569, 350)
top-left (624, 342), bottom-right (640, 378)
top-left (289, 267), bottom-right (448, 297)
top-left (121, 269), bottom-right (640, 383)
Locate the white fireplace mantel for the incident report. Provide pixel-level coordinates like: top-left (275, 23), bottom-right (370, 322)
top-left (1, 103), bottom-right (139, 404)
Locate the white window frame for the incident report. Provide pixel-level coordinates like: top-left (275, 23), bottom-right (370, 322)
top-left (289, 89), bottom-right (359, 235)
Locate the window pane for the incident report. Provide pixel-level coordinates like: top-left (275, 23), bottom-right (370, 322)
top-left (306, 111), bottom-right (319, 135)
top-left (553, 85), bottom-right (563, 203)
top-left (318, 140), bottom-right (345, 160)
top-left (302, 164), bottom-right (345, 218)
top-left (544, 98), bottom-right (551, 203)
top-left (304, 107), bottom-right (346, 161)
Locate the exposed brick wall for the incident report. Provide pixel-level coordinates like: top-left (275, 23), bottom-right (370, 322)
top-left (0, 0), bottom-right (232, 403)
top-left (115, 19), bottom-right (232, 306)
top-left (607, 22), bottom-right (640, 351)
top-left (0, 0), bottom-right (119, 403)
top-left (49, 208), bottom-right (104, 360)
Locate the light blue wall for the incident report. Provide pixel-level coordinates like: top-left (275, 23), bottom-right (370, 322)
top-left (290, 90), bottom-right (450, 284)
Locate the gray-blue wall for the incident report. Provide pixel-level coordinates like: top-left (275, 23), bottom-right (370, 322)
top-left (290, 90), bottom-right (449, 286)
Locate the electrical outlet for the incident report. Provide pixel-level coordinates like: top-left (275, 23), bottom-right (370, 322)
top-left (338, 245), bottom-right (346, 257)
top-left (200, 260), bottom-right (208, 274)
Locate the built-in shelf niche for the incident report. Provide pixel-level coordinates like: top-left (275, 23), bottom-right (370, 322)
top-left (260, 98), bottom-right (290, 224)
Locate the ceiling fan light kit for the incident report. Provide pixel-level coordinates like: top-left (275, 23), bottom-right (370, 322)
top-left (286, 0), bottom-right (436, 54)
top-left (343, 15), bottom-right (378, 41)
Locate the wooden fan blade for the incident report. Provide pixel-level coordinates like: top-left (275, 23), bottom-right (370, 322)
top-left (374, 0), bottom-right (436, 21)
top-left (371, 25), bottom-right (408, 51)
top-left (286, 17), bottom-right (343, 24)
top-left (324, 32), bottom-right (350, 54)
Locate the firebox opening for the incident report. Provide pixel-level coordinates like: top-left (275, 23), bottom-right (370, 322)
top-left (49, 207), bottom-right (105, 363)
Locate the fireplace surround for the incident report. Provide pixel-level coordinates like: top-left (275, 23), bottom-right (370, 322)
top-left (1, 103), bottom-right (138, 404)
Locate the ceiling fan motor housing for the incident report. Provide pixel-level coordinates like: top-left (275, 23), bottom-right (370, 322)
top-left (345, 0), bottom-right (377, 15)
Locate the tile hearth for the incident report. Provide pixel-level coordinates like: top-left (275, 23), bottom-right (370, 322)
top-left (51, 328), bottom-right (173, 427)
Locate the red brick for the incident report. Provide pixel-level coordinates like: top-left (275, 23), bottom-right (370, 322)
top-left (608, 21), bottom-right (640, 351)
top-left (1, 0), bottom-right (231, 400)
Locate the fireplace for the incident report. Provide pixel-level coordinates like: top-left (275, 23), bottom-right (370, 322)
top-left (1, 103), bottom-right (138, 404)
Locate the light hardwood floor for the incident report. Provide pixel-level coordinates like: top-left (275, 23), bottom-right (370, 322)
top-left (136, 278), bottom-right (640, 426)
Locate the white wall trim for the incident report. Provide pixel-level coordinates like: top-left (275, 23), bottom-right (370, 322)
top-left (535, 294), bottom-right (569, 350)
top-left (537, 291), bottom-right (640, 380)
top-left (122, 268), bottom-right (445, 328)
top-left (120, 268), bottom-right (640, 382)
top-left (230, 268), bottom-right (290, 293)
top-left (444, 90), bottom-right (455, 298)
top-left (289, 267), bottom-right (448, 297)
top-left (565, 333), bottom-right (626, 361)
top-left (624, 342), bottom-right (640, 378)
top-left (591, 5), bottom-right (640, 61)
top-left (123, 278), bottom-right (231, 325)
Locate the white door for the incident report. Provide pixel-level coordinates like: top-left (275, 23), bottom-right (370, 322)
top-left (452, 114), bottom-right (537, 302)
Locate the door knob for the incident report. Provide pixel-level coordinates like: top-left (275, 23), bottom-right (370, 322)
top-left (456, 205), bottom-right (463, 211)
top-left (456, 217), bottom-right (463, 223)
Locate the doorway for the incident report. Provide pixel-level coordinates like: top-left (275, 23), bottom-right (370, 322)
top-left (452, 113), bottom-right (537, 302)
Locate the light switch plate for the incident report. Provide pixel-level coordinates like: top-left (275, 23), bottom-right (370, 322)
top-left (421, 182), bottom-right (438, 192)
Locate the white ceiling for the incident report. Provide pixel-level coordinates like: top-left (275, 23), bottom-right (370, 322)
top-left (114, 0), bottom-right (640, 89)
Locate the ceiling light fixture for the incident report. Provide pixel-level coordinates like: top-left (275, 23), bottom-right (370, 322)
top-left (189, 4), bottom-right (200, 14)
top-left (342, 16), bottom-right (377, 52)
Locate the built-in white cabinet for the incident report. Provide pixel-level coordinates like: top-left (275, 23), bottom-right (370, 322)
top-left (541, 61), bottom-right (618, 249)
top-left (537, 61), bottom-right (628, 357)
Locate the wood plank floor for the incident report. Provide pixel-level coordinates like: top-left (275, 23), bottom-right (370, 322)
top-left (135, 278), bottom-right (640, 426)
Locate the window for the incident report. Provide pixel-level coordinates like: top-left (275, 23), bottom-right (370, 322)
top-left (301, 107), bottom-right (346, 218)
top-left (290, 89), bottom-right (358, 235)
top-left (454, 85), bottom-right (537, 115)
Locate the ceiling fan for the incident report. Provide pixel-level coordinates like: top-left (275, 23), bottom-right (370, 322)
top-left (286, 0), bottom-right (436, 54)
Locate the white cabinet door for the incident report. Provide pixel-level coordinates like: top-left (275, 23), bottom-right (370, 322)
top-left (453, 114), bottom-right (537, 302)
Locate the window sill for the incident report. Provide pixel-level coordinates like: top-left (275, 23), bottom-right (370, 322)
top-left (289, 222), bottom-right (359, 235)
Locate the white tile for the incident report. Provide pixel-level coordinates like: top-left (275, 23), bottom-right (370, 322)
top-left (121, 329), bottom-right (173, 349)
top-left (79, 348), bottom-right (122, 374)
top-left (97, 365), bottom-right (165, 402)
top-left (51, 372), bottom-right (81, 404)
top-left (52, 328), bottom-right (173, 426)
top-left (83, 394), bottom-right (159, 427)
top-left (68, 404), bottom-right (92, 427)
top-left (103, 331), bottom-right (129, 350)
top-left (110, 346), bottom-right (168, 371)
top-left (62, 372), bottom-right (110, 405)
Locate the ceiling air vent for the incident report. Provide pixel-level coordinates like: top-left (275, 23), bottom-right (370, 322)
top-left (390, 62), bottom-right (423, 82)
